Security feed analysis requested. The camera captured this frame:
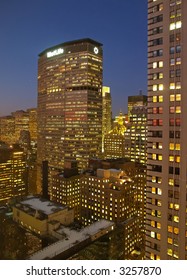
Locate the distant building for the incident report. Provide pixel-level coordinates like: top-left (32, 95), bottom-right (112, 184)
top-left (0, 142), bottom-right (27, 205)
top-left (37, 38), bottom-right (103, 193)
top-left (102, 86), bottom-right (112, 152)
top-left (12, 110), bottom-right (30, 142)
top-left (13, 196), bottom-right (74, 236)
top-left (0, 115), bottom-right (15, 144)
top-left (27, 108), bottom-right (37, 142)
top-left (125, 105), bottom-right (147, 164)
top-left (128, 94), bottom-right (147, 120)
top-left (0, 108), bottom-right (37, 145)
top-left (104, 112), bottom-right (126, 159)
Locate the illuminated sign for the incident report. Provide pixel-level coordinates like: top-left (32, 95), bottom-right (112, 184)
top-left (94, 47), bottom-right (99, 54)
top-left (47, 48), bottom-right (64, 58)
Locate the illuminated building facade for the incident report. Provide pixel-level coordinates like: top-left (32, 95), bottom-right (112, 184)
top-left (37, 38), bottom-right (103, 193)
top-left (51, 160), bottom-right (81, 218)
top-left (0, 116), bottom-right (15, 144)
top-left (0, 108), bottom-right (37, 145)
top-left (102, 86), bottom-right (112, 152)
top-left (0, 142), bottom-right (27, 205)
top-left (80, 167), bottom-right (144, 259)
top-left (27, 108), bottom-right (37, 142)
top-left (12, 110), bottom-right (30, 142)
top-left (146, 0), bottom-right (187, 259)
top-left (51, 158), bottom-right (145, 259)
top-left (128, 94), bottom-right (147, 120)
top-left (104, 112), bottom-right (126, 159)
top-left (125, 105), bottom-right (147, 164)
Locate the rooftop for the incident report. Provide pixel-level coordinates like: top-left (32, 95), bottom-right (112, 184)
top-left (15, 196), bottom-right (66, 216)
top-left (29, 219), bottom-right (115, 260)
top-left (39, 38), bottom-right (103, 57)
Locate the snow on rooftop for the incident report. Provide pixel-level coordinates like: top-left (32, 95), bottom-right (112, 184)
top-left (20, 196), bottom-right (65, 215)
top-left (29, 219), bottom-right (114, 260)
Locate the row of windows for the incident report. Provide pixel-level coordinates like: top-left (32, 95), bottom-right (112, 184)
top-left (170, 45), bottom-right (181, 54)
top-left (170, 69), bottom-right (181, 78)
top-left (151, 154), bottom-right (180, 163)
top-left (151, 81), bottom-right (182, 91)
top-left (170, 21), bottom-right (182, 30)
top-left (150, 57), bottom-right (181, 69)
top-left (150, 118), bottom-right (181, 127)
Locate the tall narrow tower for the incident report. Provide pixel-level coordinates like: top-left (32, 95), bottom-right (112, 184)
top-left (37, 38), bottom-right (103, 193)
top-left (146, 0), bottom-right (187, 259)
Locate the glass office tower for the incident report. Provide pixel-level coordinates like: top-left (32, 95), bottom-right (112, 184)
top-left (37, 38), bottom-right (103, 193)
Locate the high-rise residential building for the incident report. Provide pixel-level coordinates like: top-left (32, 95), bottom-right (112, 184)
top-left (37, 38), bottom-right (103, 193)
top-left (102, 86), bottom-right (112, 152)
top-left (146, 0), bottom-right (187, 260)
top-left (125, 105), bottom-right (147, 164)
top-left (104, 112), bottom-right (126, 159)
top-left (128, 93), bottom-right (147, 120)
top-left (0, 142), bottom-right (27, 205)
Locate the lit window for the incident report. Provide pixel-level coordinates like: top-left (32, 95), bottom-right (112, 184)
top-left (167, 249), bottom-right (173, 256)
top-left (176, 143), bottom-right (180, 150)
top-left (152, 154), bottom-right (157, 160)
top-left (170, 94), bottom-right (175, 101)
top-left (153, 96), bottom-right (157, 102)
top-left (176, 94), bottom-right (181, 101)
top-left (169, 143), bottom-right (175, 150)
top-left (176, 82), bottom-right (181, 89)
top-left (158, 155), bottom-right (162, 160)
top-left (168, 238), bottom-right (173, 244)
top-left (170, 23), bottom-right (175, 30)
top-left (159, 84), bottom-right (164, 91)
top-left (176, 21), bottom-right (182, 29)
top-left (169, 155), bottom-right (174, 162)
top-left (158, 188), bottom-right (162, 195)
top-left (174, 216), bottom-right (179, 223)
top-left (169, 178), bottom-right (174, 186)
top-left (153, 85), bottom-right (157, 91)
top-left (159, 95), bottom-right (163, 102)
top-left (174, 227), bottom-right (179, 234)
top-left (170, 83), bottom-right (175, 89)
top-left (176, 57), bottom-right (181, 65)
top-left (151, 231), bottom-right (155, 238)
top-left (153, 62), bottom-right (157, 69)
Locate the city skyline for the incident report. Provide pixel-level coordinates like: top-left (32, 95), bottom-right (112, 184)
top-left (0, 0), bottom-right (147, 117)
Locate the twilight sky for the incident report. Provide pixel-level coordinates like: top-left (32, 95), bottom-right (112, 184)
top-left (0, 0), bottom-right (147, 117)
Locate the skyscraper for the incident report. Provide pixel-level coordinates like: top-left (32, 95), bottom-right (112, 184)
top-left (37, 38), bottom-right (103, 193)
top-left (102, 86), bottom-right (112, 152)
top-left (125, 104), bottom-right (147, 164)
top-left (146, 0), bottom-right (186, 259)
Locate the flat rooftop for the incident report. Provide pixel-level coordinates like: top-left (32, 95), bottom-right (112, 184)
top-left (15, 196), bottom-right (66, 216)
top-left (29, 219), bottom-right (115, 260)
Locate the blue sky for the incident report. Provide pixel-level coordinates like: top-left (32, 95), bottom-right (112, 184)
top-left (0, 0), bottom-right (147, 116)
